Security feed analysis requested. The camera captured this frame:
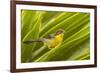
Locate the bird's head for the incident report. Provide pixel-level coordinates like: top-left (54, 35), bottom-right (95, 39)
top-left (55, 29), bottom-right (65, 35)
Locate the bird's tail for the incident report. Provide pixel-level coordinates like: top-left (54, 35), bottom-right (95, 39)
top-left (23, 39), bottom-right (43, 44)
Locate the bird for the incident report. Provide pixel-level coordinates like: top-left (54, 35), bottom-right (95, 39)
top-left (23, 29), bottom-right (65, 49)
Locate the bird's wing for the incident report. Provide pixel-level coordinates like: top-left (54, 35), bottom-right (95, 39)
top-left (44, 34), bottom-right (55, 39)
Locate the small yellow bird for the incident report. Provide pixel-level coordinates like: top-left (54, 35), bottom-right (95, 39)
top-left (23, 29), bottom-right (65, 49)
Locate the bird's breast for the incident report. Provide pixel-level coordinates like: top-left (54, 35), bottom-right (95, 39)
top-left (44, 34), bottom-right (64, 49)
top-left (52, 34), bottom-right (64, 47)
top-left (55, 34), bottom-right (64, 42)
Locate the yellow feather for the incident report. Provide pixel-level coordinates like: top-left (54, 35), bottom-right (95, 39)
top-left (47, 33), bottom-right (64, 49)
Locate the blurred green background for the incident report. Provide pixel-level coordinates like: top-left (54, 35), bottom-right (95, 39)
top-left (21, 10), bottom-right (90, 63)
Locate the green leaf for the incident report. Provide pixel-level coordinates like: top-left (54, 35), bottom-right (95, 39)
top-left (21, 11), bottom-right (43, 62)
top-left (21, 10), bottom-right (36, 40)
top-left (35, 23), bottom-right (90, 62)
top-left (21, 10), bottom-right (90, 62)
top-left (66, 40), bottom-right (90, 60)
top-left (40, 12), bottom-right (75, 37)
top-left (41, 13), bottom-right (88, 38)
top-left (31, 14), bottom-right (90, 61)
